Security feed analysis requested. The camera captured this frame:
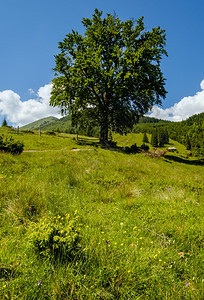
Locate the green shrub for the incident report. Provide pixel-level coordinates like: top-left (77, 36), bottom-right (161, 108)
top-left (108, 140), bottom-right (117, 147)
top-left (21, 129), bottom-right (34, 134)
top-left (124, 143), bottom-right (139, 153)
top-left (0, 135), bottom-right (24, 154)
top-left (140, 143), bottom-right (149, 152)
top-left (27, 214), bottom-right (81, 262)
top-left (45, 130), bottom-right (56, 136)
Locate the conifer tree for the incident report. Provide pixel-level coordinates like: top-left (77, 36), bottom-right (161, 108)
top-left (151, 129), bottom-right (158, 147)
top-left (185, 134), bottom-right (191, 150)
top-left (158, 127), bottom-right (168, 146)
top-left (164, 127), bottom-right (169, 144)
top-left (1, 118), bottom-right (7, 127)
top-left (142, 132), bottom-right (149, 143)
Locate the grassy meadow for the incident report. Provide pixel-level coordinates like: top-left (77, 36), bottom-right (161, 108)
top-left (0, 128), bottom-right (204, 299)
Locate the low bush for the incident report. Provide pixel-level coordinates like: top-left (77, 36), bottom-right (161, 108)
top-left (27, 214), bottom-right (82, 263)
top-left (0, 135), bottom-right (24, 154)
top-left (21, 130), bottom-right (34, 134)
top-left (140, 143), bottom-right (149, 152)
top-left (45, 130), bottom-right (56, 136)
top-left (108, 140), bottom-right (117, 147)
top-left (124, 143), bottom-right (139, 153)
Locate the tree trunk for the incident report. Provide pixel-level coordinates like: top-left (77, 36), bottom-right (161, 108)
top-left (100, 94), bottom-right (109, 145)
top-left (99, 119), bottom-right (109, 145)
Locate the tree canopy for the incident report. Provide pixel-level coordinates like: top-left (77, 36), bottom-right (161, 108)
top-left (50, 9), bottom-right (167, 144)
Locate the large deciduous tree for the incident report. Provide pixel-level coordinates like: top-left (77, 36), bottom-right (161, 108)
top-left (50, 9), bottom-right (167, 144)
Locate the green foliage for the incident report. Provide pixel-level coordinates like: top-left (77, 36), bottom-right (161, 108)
top-left (27, 214), bottom-right (81, 262)
top-left (21, 129), bottom-right (35, 134)
top-left (124, 143), bottom-right (139, 153)
top-left (142, 132), bottom-right (149, 143)
top-left (138, 116), bottom-right (171, 124)
top-left (44, 130), bottom-right (56, 136)
top-left (151, 129), bottom-right (158, 147)
top-left (185, 134), bottom-right (191, 150)
top-left (132, 120), bottom-right (171, 134)
top-left (166, 113), bottom-right (204, 156)
top-left (0, 134), bottom-right (24, 154)
top-left (140, 143), bottom-right (149, 151)
top-left (151, 127), bottom-right (169, 147)
top-left (51, 9), bottom-right (167, 144)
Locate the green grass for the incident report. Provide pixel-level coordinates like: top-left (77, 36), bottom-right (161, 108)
top-left (0, 128), bottom-right (204, 299)
top-left (20, 116), bottom-right (58, 130)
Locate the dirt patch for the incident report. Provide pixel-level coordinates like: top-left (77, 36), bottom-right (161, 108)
top-left (24, 148), bottom-right (93, 153)
top-left (24, 150), bottom-right (54, 152)
top-left (71, 148), bottom-right (92, 151)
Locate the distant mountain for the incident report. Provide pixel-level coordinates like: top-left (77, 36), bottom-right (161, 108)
top-left (20, 116), bottom-right (58, 130)
top-left (139, 116), bottom-right (171, 124)
top-left (21, 115), bottom-right (171, 134)
top-left (41, 116), bottom-right (73, 132)
top-left (132, 116), bottom-right (171, 134)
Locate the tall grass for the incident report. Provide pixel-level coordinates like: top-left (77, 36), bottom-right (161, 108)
top-left (0, 129), bottom-right (203, 299)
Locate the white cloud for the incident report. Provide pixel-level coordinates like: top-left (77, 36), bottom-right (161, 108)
top-left (200, 79), bottom-right (204, 90)
top-left (37, 84), bottom-right (52, 101)
top-left (149, 79), bottom-right (204, 121)
top-left (1, 79), bottom-right (204, 127)
top-left (0, 83), bottom-right (61, 127)
top-left (28, 88), bottom-right (36, 95)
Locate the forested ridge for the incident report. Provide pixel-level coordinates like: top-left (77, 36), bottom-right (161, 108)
top-left (133, 113), bottom-right (204, 156)
top-left (167, 113), bottom-right (204, 156)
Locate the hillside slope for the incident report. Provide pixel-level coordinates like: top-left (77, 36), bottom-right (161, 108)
top-left (0, 129), bottom-right (203, 299)
top-left (20, 116), bottom-right (58, 130)
top-left (41, 115), bottom-right (72, 131)
top-left (133, 112), bottom-right (204, 157)
top-left (167, 112), bottom-right (204, 156)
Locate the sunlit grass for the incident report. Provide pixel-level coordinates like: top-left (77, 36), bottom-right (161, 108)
top-left (0, 129), bottom-right (203, 299)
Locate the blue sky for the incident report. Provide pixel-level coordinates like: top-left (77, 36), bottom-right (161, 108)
top-left (0, 0), bottom-right (204, 126)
